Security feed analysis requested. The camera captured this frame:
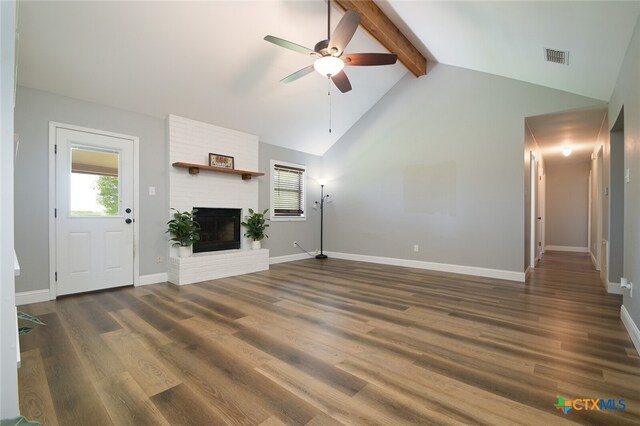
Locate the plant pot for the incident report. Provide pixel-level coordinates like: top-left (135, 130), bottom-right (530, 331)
top-left (251, 240), bottom-right (261, 250)
top-left (178, 245), bottom-right (191, 258)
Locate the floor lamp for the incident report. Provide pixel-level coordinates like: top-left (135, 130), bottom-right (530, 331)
top-left (315, 180), bottom-right (329, 259)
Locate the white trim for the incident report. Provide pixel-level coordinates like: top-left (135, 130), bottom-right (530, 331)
top-left (621, 305), bottom-right (640, 356)
top-left (525, 266), bottom-right (531, 277)
top-left (14, 251), bottom-right (19, 276)
top-left (138, 273), bottom-right (168, 286)
top-left (48, 123), bottom-right (56, 299)
top-left (588, 169), bottom-right (592, 258)
top-left (590, 251), bottom-right (597, 267)
top-left (607, 281), bottom-right (623, 294)
top-left (269, 253), bottom-right (311, 264)
top-left (15, 289), bottom-right (50, 306)
top-left (530, 152), bottom-right (536, 269)
top-left (48, 122), bottom-right (140, 298)
top-left (325, 251), bottom-right (525, 282)
top-left (545, 245), bottom-right (589, 253)
top-left (133, 132), bottom-right (140, 285)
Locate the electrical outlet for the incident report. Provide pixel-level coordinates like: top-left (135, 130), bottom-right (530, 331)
top-left (155, 256), bottom-right (163, 263)
top-left (414, 244), bottom-right (419, 252)
top-left (293, 241), bottom-right (298, 248)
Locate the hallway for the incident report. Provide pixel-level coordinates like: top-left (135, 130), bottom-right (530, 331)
top-left (526, 250), bottom-right (639, 422)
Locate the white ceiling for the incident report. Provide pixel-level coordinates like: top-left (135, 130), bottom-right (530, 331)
top-left (526, 107), bottom-right (608, 166)
top-left (16, 1), bottom-right (407, 156)
top-left (16, 1), bottom-right (640, 156)
top-left (378, 0), bottom-right (640, 102)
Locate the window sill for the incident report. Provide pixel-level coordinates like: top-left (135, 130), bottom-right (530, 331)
top-left (270, 217), bottom-right (306, 222)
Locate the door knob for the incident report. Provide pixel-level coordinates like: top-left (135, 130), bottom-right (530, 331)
top-left (125, 218), bottom-right (132, 224)
top-left (125, 208), bottom-right (132, 213)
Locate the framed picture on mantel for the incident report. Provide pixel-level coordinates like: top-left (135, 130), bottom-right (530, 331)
top-left (209, 153), bottom-right (234, 169)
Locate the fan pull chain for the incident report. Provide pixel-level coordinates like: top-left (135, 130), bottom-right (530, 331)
top-left (328, 77), bottom-right (332, 133)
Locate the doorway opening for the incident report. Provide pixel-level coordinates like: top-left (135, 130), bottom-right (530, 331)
top-left (609, 107), bottom-right (625, 290)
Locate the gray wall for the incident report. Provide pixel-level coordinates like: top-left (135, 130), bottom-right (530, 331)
top-left (322, 63), bottom-right (602, 274)
top-left (609, 13), bottom-right (640, 333)
top-left (14, 86), bottom-right (167, 292)
top-left (590, 153), bottom-right (598, 256)
top-left (546, 162), bottom-right (590, 248)
top-left (258, 142), bottom-right (322, 258)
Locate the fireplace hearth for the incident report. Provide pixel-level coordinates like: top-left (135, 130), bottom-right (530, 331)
top-left (193, 208), bottom-right (241, 253)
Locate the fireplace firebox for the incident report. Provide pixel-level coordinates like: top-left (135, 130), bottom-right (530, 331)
top-left (193, 208), bottom-right (241, 253)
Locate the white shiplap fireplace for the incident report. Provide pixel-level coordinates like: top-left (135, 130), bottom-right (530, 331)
top-left (167, 115), bottom-right (268, 285)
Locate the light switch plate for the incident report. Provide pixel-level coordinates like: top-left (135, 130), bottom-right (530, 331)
top-left (149, 186), bottom-right (156, 195)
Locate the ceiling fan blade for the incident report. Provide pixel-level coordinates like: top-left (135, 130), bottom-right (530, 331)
top-left (328, 11), bottom-right (361, 56)
top-left (281, 65), bottom-right (315, 84)
top-left (331, 70), bottom-right (352, 93)
top-left (264, 35), bottom-right (318, 56)
top-left (343, 53), bottom-right (398, 66)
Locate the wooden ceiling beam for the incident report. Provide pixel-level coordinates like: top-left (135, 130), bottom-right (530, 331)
top-left (334, 0), bottom-right (427, 77)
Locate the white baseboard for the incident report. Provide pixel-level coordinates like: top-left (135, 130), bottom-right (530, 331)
top-left (138, 273), bottom-right (168, 286)
top-left (15, 289), bottom-right (51, 306)
top-left (545, 245), bottom-right (589, 253)
top-left (621, 305), bottom-right (640, 356)
top-left (608, 281), bottom-right (623, 294)
top-left (325, 251), bottom-right (525, 282)
top-left (269, 253), bottom-right (312, 264)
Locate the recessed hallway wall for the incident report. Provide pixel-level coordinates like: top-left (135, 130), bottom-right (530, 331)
top-left (545, 162), bottom-right (590, 250)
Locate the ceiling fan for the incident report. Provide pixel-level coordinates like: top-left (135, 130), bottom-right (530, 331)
top-left (264, 0), bottom-right (398, 93)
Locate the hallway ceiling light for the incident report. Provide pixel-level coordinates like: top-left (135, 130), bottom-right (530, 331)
top-left (562, 147), bottom-right (572, 157)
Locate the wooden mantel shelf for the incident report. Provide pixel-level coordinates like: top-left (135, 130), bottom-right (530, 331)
top-left (172, 162), bottom-right (264, 180)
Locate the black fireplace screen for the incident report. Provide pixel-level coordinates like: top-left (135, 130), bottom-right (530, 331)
top-left (193, 208), bottom-right (241, 252)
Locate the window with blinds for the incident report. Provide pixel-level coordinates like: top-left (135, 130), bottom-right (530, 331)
top-left (272, 161), bottom-right (306, 219)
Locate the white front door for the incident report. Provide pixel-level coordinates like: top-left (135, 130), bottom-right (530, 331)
top-left (55, 127), bottom-right (134, 296)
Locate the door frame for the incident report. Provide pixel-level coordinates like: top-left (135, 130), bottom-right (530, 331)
top-left (596, 145), bottom-right (604, 271)
top-left (48, 122), bottom-right (140, 299)
top-left (530, 151), bottom-right (537, 268)
top-left (537, 162), bottom-right (545, 261)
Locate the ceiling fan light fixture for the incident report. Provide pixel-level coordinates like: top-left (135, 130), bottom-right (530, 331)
top-left (313, 56), bottom-right (344, 77)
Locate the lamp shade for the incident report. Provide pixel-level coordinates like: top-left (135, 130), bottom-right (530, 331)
top-left (314, 56), bottom-right (344, 77)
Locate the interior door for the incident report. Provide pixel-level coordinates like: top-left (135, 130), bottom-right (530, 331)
top-left (536, 162), bottom-right (543, 261)
top-left (55, 127), bottom-right (134, 296)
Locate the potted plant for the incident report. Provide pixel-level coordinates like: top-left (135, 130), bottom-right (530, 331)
top-left (166, 208), bottom-right (201, 257)
top-left (241, 208), bottom-right (269, 249)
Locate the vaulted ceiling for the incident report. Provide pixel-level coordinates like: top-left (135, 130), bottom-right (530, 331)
top-left (16, 1), bottom-right (640, 155)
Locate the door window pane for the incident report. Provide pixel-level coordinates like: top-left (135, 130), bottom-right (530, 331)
top-left (70, 146), bottom-right (120, 216)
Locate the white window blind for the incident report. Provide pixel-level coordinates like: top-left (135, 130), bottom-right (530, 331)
top-left (273, 163), bottom-right (305, 217)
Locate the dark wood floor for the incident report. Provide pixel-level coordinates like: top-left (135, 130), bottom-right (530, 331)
top-left (18, 251), bottom-right (640, 425)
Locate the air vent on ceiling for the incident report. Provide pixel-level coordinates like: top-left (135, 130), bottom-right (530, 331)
top-left (544, 48), bottom-right (569, 65)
